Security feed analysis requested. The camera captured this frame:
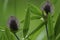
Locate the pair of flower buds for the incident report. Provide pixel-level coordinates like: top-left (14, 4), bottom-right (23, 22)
top-left (8, 0), bottom-right (53, 33)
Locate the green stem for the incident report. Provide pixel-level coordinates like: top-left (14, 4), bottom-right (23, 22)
top-left (42, 11), bottom-right (49, 40)
top-left (14, 33), bottom-right (20, 40)
top-left (45, 21), bottom-right (49, 40)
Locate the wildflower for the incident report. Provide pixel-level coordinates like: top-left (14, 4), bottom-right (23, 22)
top-left (41, 1), bottom-right (53, 15)
top-left (8, 16), bottom-right (18, 33)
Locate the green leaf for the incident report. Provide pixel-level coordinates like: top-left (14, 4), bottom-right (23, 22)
top-left (21, 16), bottom-right (41, 23)
top-left (29, 4), bottom-right (42, 16)
top-left (26, 22), bottom-right (45, 38)
top-left (1, 31), bottom-right (8, 40)
top-left (47, 14), bottom-right (54, 40)
top-left (5, 27), bottom-right (17, 40)
top-left (54, 13), bottom-right (60, 39)
top-left (31, 16), bottom-right (41, 20)
top-left (56, 33), bottom-right (60, 40)
top-left (0, 27), bottom-right (16, 40)
top-left (23, 8), bottom-right (30, 38)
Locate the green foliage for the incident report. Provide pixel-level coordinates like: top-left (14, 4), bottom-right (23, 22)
top-left (23, 8), bottom-right (30, 38)
top-left (54, 14), bottom-right (60, 40)
top-left (29, 4), bottom-right (42, 16)
top-left (47, 14), bottom-right (54, 40)
top-left (0, 0), bottom-right (60, 40)
top-left (0, 27), bottom-right (17, 40)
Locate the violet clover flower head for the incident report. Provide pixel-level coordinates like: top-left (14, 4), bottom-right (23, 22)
top-left (41, 0), bottom-right (54, 15)
top-left (8, 16), bottom-right (18, 33)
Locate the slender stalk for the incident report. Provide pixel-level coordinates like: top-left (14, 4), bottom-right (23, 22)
top-left (14, 33), bottom-right (20, 40)
top-left (42, 11), bottom-right (49, 40)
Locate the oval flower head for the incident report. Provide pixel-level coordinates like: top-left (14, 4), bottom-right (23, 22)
top-left (8, 16), bottom-right (19, 33)
top-left (41, 0), bottom-right (54, 16)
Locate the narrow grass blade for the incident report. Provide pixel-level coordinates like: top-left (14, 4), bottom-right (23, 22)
top-left (47, 14), bottom-right (54, 40)
top-left (21, 16), bottom-right (41, 23)
top-left (31, 16), bottom-right (41, 20)
top-left (54, 13), bottom-right (60, 40)
top-left (29, 4), bottom-right (42, 16)
top-left (23, 8), bottom-right (30, 38)
top-left (5, 27), bottom-right (17, 40)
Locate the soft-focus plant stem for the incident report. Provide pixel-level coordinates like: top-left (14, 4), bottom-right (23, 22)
top-left (42, 11), bottom-right (49, 40)
top-left (45, 21), bottom-right (49, 40)
top-left (14, 33), bottom-right (20, 40)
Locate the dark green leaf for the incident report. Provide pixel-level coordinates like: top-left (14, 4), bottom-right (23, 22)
top-left (29, 4), bottom-right (42, 16)
top-left (54, 13), bottom-right (60, 39)
top-left (23, 8), bottom-right (30, 37)
top-left (47, 14), bottom-right (54, 40)
top-left (55, 33), bottom-right (60, 40)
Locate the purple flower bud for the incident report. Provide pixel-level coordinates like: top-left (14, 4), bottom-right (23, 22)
top-left (8, 16), bottom-right (18, 33)
top-left (44, 3), bottom-right (51, 14)
top-left (41, 1), bottom-right (54, 15)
